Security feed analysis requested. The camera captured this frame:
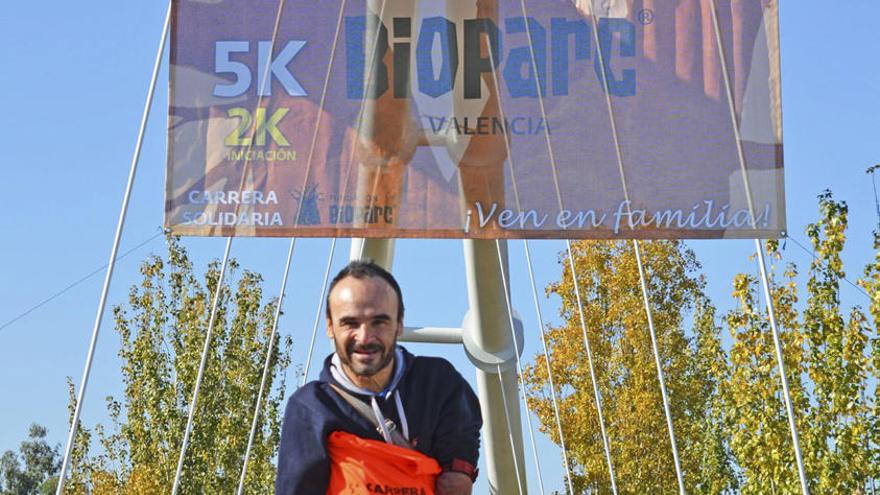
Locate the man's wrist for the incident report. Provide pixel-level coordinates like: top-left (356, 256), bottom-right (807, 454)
top-left (444, 458), bottom-right (479, 482)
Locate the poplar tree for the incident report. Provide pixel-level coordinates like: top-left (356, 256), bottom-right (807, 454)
top-left (526, 192), bottom-right (880, 493)
top-left (861, 231), bottom-right (880, 489)
top-left (800, 193), bottom-right (874, 492)
top-left (714, 192), bottom-right (877, 493)
top-left (523, 240), bottom-right (735, 494)
top-left (65, 236), bottom-right (292, 494)
top-left (719, 254), bottom-right (808, 495)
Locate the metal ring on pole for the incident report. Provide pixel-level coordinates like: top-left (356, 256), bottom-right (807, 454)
top-left (705, 2), bottom-right (810, 492)
top-left (55, 4), bottom-right (172, 493)
top-left (235, 238), bottom-right (297, 495)
top-left (171, 237), bottom-right (234, 495)
top-left (495, 242), bottom-right (548, 495)
top-left (481, 30), bottom-right (561, 494)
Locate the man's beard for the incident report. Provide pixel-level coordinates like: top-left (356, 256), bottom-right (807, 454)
top-left (339, 340), bottom-right (395, 378)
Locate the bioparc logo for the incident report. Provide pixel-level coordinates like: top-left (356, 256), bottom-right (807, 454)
top-left (211, 2), bottom-right (638, 101)
top-left (344, 12), bottom-right (637, 100)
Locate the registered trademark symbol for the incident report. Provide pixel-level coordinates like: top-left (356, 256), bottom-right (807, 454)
top-left (638, 9), bottom-right (655, 25)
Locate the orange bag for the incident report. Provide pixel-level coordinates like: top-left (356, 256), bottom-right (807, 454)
top-left (327, 430), bottom-right (441, 495)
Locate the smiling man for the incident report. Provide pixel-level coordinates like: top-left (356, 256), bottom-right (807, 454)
top-left (275, 261), bottom-right (482, 494)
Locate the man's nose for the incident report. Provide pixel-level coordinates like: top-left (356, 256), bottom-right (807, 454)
top-left (352, 323), bottom-right (375, 341)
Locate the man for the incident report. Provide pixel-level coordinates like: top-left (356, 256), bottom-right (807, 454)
top-left (276, 261), bottom-right (482, 494)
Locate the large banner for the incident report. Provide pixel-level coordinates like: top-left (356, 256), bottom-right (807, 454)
top-left (166, 0), bottom-right (784, 239)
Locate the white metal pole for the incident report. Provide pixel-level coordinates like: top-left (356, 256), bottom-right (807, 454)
top-left (755, 238), bottom-right (809, 489)
top-left (301, 238), bottom-right (338, 386)
top-left (705, 2), bottom-right (809, 492)
top-left (502, 0), bottom-right (632, 488)
top-left (399, 326), bottom-right (462, 344)
top-left (495, 363), bottom-right (525, 495)
top-left (478, 9), bottom-right (570, 492)
top-left (463, 239), bottom-right (529, 494)
top-left (564, 240), bottom-right (619, 495)
top-left (495, 240), bottom-right (547, 495)
top-left (583, 0), bottom-right (688, 490)
top-left (171, 237), bottom-right (233, 495)
top-left (632, 241), bottom-right (686, 495)
top-left (353, 238), bottom-right (395, 268)
top-left (55, 4), bottom-right (171, 493)
top-left (523, 241), bottom-right (576, 495)
top-left (483, 29), bottom-right (551, 495)
top-left (235, 238), bottom-right (296, 495)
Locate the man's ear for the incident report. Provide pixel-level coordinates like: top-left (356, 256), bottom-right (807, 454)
top-left (396, 319), bottom-right (403, 338)
top-left (326, 318), bottom-right (334, 339)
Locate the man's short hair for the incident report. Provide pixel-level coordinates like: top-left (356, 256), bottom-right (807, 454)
top-left (325, 260), bottom-right (405, 321)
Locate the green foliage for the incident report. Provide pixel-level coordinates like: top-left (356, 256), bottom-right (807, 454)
top-left (528, 192), bottom-right (879, 493)
top-left (800, 192), bottom-right (874, 492)
top-left (862, 231), bottom-right (880, 485)
top-left (524, 240), bottom-right (736, 494)
top-left (65, 236), bottom-right (293, 494)
top-left (719, 252), bottom-right (807, 495)
top-left (0, 424), bottom-right (60, 495)
top-left (718, 193), bottom-right (877, 493)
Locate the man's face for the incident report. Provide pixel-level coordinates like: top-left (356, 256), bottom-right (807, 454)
top-left (326, 276), bottom-right (403, 380)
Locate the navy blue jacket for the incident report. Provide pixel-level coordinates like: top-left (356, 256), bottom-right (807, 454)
top-left (275, 347), bottom-right (482, 494)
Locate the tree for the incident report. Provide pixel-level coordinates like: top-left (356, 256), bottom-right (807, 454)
top-left (800, 193), bottom-right (874, 491)
top-left (862, 232), bottom-right (880, 489)
top-left (525, 193), bottom-right (880, 493)
top-left (523, 240), bottom-right (736, 494)
top-left (718, 249), bottom-right (808, 495)
top-left (64, 236), bottom-right (293, 494)
top-left (718, 193), bottom-right (878, 493)
top-left (0, 424), bottom-right (61, 495)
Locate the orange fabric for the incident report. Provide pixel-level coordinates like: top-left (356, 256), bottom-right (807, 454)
top-left (327, 431), bottom-right (441, 495)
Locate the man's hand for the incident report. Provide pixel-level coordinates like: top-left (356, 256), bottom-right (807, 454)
top-left (436, 471), bottom-right (473, 495)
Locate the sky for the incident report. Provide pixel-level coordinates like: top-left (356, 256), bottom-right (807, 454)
top-left (1, 1), bottom-right (878, 493)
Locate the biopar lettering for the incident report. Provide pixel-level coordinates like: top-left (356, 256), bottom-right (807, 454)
top-left (346, 15), bottom-right (636, 99)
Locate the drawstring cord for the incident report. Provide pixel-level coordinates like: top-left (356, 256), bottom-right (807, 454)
top-left (370, 391), bottom-right (409, 444)
top-left (394, 391), bottom-right (409, 440)
top-left (370, 396), bottom-right (393, 443)
top-left (330, 348), bottom-right (409, 445)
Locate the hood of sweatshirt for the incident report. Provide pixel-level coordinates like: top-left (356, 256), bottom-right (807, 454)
top-left (319, 345), bottom-right (413, 444)
top-left (324, 345), bottom-right (407, 400)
